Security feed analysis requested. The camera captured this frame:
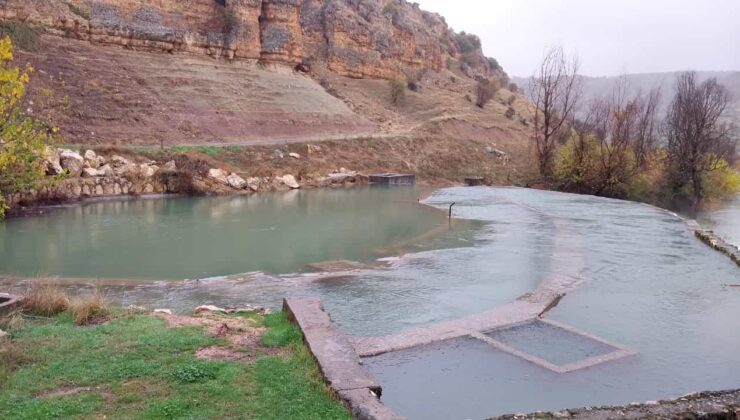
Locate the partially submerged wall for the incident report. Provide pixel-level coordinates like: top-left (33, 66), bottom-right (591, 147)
top-left (687, 220), bottom-right (740, 267)
top-left (493, 389), bottom-right (740, 419)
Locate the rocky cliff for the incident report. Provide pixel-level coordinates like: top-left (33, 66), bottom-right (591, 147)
top-left (0, 0), bottom-right (504, 80)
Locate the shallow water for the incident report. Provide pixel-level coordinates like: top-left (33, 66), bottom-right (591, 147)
top-left (485, 320), bottom-right (617, 366)
top-left (0, 187), bottom-right (481, 280)
top-left (3, 186), bottom-right (740, 418)
top-left (365, 188), bottom-right (740, 419)
top-left (698, 194), bottom-right (740, 247)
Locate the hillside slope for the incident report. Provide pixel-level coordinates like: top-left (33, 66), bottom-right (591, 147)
top-left (0, 0), bottom-right (539, 202)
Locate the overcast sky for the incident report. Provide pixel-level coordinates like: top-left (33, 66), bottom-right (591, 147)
top-left (414, 0), bottom-right (740, 77)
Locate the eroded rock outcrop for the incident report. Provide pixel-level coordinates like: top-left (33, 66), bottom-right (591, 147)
top-left (0, 0), bottom-right (503, 80)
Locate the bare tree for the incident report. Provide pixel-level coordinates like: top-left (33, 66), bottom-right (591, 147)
top-left (476, 78), bottom-right (498, 108)
top-left (665, 72), bottom-right (736, 206)
top-left (633, 87), bottom-right (661, 168)
top-left (529, 47), bottom-right (580, 179)
top-left (587, 76), bottom-right (641, 196)
top-left (566, 76), bottom-right (657, 198)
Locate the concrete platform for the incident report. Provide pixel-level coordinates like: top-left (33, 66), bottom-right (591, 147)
top-left (283, 297), bottom-right (403, 420)
top-left (0, 293), bottom-right (24, 316)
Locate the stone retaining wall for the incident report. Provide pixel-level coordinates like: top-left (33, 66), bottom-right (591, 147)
top-left (493, 390), bottom-right (740, 419)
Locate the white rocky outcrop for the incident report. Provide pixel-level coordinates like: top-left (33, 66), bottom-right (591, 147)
top-left (139, 163), bottom-right (159, 178)
top-left (246, 177), bottom-right (261, 192)
top-left (98, 164), bottom-right (114, 177)
top-left (43, 147), bottom-right (63, 175)
top-left (162, 160), bottom-right (177, 172)
top-left (208, 168), bottom-right (229, 185)
top-left (226, 173), bottom-right (247, 189)
top-left (82, 167), bottom-right (103, 177)
top-left (278, 174), bottom-right (300, 189)
top-left (111, 155), bottom-right (133, 176)
top-left (59, 149), bottom-right (84, 176)
top-left (289, 152), bottom-right (301, 159)
top-left (83, 150), bottom-right (106, 168)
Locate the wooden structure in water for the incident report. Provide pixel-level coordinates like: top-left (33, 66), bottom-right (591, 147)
top-left (369, 173), bottom-right (416, 185)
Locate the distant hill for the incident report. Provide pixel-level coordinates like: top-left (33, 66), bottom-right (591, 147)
top-left (513, 71), bottom-right (740, 126)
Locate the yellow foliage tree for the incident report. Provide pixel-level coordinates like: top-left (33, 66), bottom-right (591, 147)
top-left (0, 36), bottom-right (59, 219)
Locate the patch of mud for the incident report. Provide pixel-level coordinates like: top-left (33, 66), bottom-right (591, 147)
top-left (195, 345), bottom-right (284, 363)
top-left (155, 312), bottom-right (284, 363)
top-left (36, 385), bottom-right (111, 399)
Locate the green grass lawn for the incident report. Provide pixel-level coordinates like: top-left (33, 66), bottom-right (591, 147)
top-left (0, 311), bottom-right (350, 420)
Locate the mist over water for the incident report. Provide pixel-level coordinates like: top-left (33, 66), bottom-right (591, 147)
top-left (698, 194), bottom-right (740, 248)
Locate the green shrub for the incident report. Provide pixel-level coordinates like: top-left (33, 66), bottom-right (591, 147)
top-left (702, 160), bottom-right (740, 200)
top-left (487, 57), bottom-right (501, 71)
top-left (66, 2), bottom-right (90, 20)
top-left (388, 79), bottom-right (405, 105)
top-left (0, 22), bottom-right (40, 51)
top-left (505, 106), bottom-right (515, 119)
top-left (454, 31), bottom-right (481, 53)
top-left (0, 37), bottom-right (60, 218)
top-left (172, 363), bottom-right (216, 384)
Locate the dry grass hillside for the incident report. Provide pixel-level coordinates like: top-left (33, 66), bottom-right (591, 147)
top-left (15, 33), bottom-right (537, 186)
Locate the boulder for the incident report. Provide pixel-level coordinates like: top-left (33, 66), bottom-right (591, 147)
top-left (162, 160), bottom-right (177, 172)
top-left (82, 167), bottom-right (103, 177)
top-left (289, 152), bottom-right (301, 159)
top-left (208, 168), bottom-right (229, 185)
top-left (111, 155), bottom-right (132, 176)
top-left (43, 147), bottom-right (63, 175)
top-left (139, 163), bottom-right (159, 178)
top-left (59, 149), bottom-right (84, 176)
top-left (246, 177), bottom-right (261, 192)
top-left (278, 174), bottom-right (300, 189)
top-left (272, 149), bottom-right (284, 159)
top-left (98, 164), bottom-right (114, 177)
top-left (83, 150), bottom-right (105, 168)
top-left (0, 328), bottom-right (6, 338)
top-left (153, 309), bottom-right (172, 315)
top-left (226, 173), bottom-right (247, 189)
top-left (485, 146), bottom-right (508, 159)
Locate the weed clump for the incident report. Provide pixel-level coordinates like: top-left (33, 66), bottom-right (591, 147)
top-left (0, 338), bottom-right (30, 387)
top-left (172, 363), bottom-right (216, 383)
top-left (22, 279), bottom-right (70, 316)
top-left (69, 288), bottom-right (110, 326)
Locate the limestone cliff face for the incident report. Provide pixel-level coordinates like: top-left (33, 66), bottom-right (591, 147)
top-left (0, 0), bottom-right (501, 80)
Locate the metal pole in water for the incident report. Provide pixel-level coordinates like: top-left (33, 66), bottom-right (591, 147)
top-left (448, 202), bottom-right (456, 227)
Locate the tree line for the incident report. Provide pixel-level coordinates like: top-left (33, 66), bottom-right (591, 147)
top-left (529, 47), bottom-right (739, 209)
